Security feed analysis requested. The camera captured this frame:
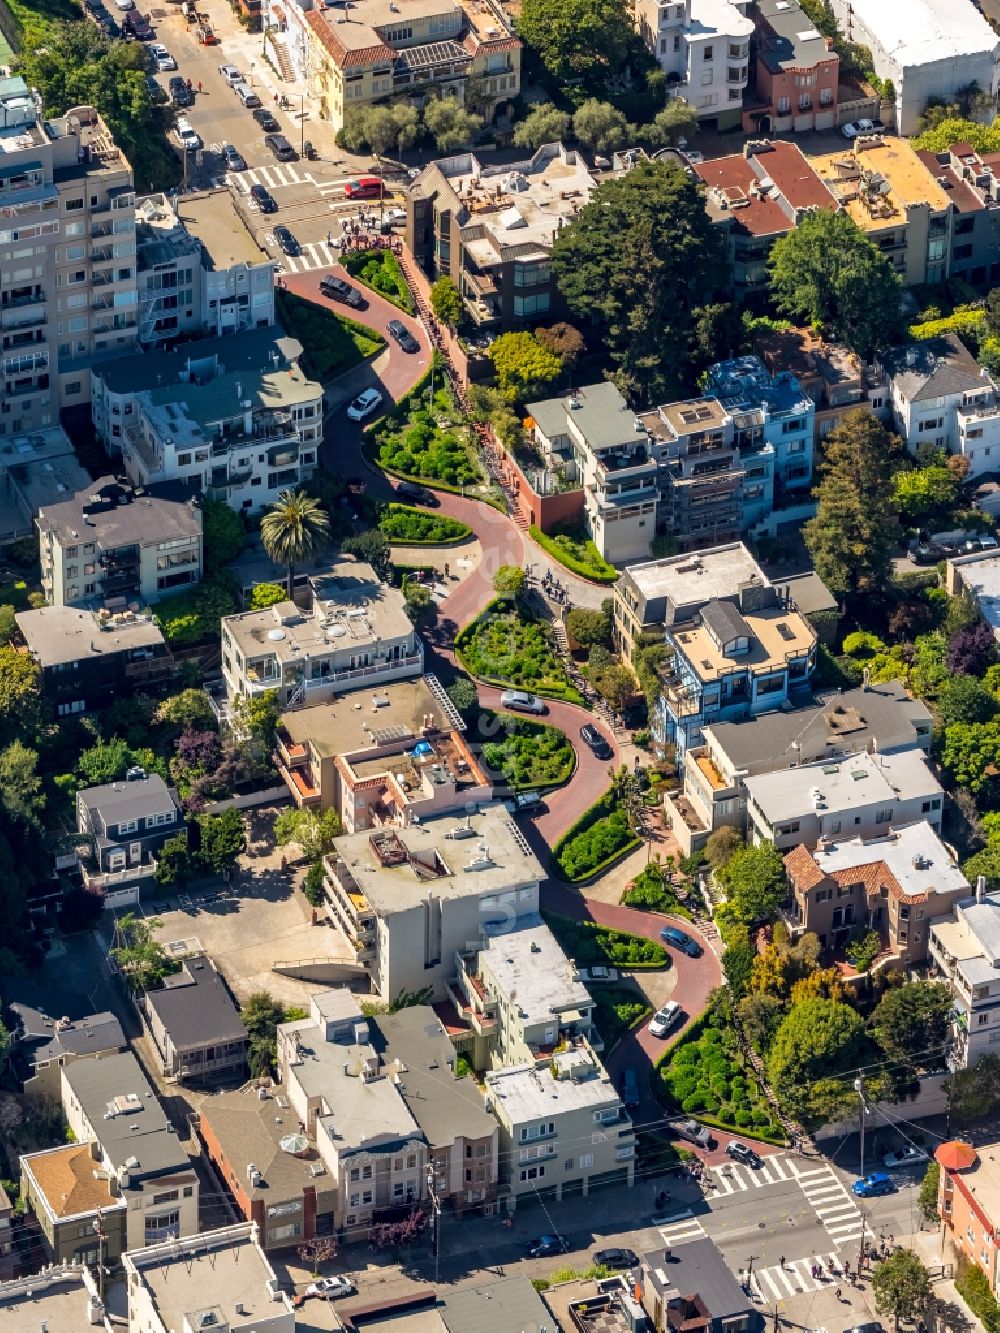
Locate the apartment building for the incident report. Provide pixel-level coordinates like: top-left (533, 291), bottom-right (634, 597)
top-left (135, 189), bottom-right (275, 346)
top-left (485, 1043), bottom-right (635, 1203)
top-left (275, 677), bottom-right (490, 824)
top-left (782, 820), bottom-right (969, 964)
top-left (947, 551), bottom-right (1000, 649)
top-left (0, 1263), bottom-right (107, 1332)
top-left (634, 0), bottom-right (753, 129)
top-left (745, 748), bottom-right (943, 850)
top-left (37, 476), bottom-right (203, 607)
top-left (828, 0), bottom-right (1000, 137)
top-left (16, 603), bottom-right (171, 715)
top-left (20, 1141), bottom-right (128, 1267)
top-left (665, 679), bottom-right (933, 855)
top-left (812, 136), bottom-right (952, 288)
top-left (124, 1223), bottom-right (294, 1333)
top-left (0, 79), bottom-right (137, 435)
top-left (750, 0), bottom-right (838, 133)
top-left (299, 0), bottom-right (520, 135)
top-left (407, 143), bottom-right (595, 330)
top-left (930, 886), bottom-right (1000, 1069)
top-left (936, 1139), bottom-right (1000, 1290)
top-left (61, 1051), bottom-right (199, 1249)
top-left (754, 326), bottom-right (888, 443)
top-left (915, 143), bottom-right (1000, 291)
top-left (322, 804), bottom-right (542, 1000)
top-left (696, 139), bottom-right (837, 301)
top-left (75, 769), bottom-right (184, 907)
top-left (0, 426), bottom-right (89, 544)
top-left (881, 333), bottom-right (1000, 477)
top-left (221, 561), bottom-right (423, 709)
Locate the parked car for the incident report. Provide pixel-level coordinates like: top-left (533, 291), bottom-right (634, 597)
top-left (175, 117), bottom-right (201, 151)
top-left (842, 119), bottom-right (875, 138)
top-left (234, 82), bottom-right (262, 109)
top-left (265, 132), bottom-right (297, 161)
top-left (726, 1140), bottom-right (762, 1167)
top-left (145, 75), bottom-right (167, 102)
top-left (580, 722), bottom-right (613, 760)
top-left (883, 1145), bottom-right (928, 1170)
top-left (912, 541), bottom-right (945, 565)
top-left (112, 0), bottom-right (134, 9)
top-left (674, 1119), bottom-right (716, 1149)
top-left (660, 925), bottom-right (703, 958)
top-left (577, 966), bottom-right (620, 984)
top-left (500, 690), bottom-right (547, 715)
top-left (621, 1069), bottom-right (641, 1108)
top-left (843, 1324), bottom-right (885, 1333)
top-left (149, 42), bottom-right (175, 69)
top-left (513, 791), bottom-right (545, 814)
top-left (395, 479), bottom-right (437, 507)
top-left (249, 183), bottom-right (277, 213)
top-left (273, 225), bottom-right (300, 256)
top-left (168, 75), bottom-right (192, 106)
top-left (222, 143), bottom-right (246, 172)
top-left (218, 62), bottom-right (243, 85)
top-left (346, 387), bottom-right (383, 421)
top-left (528, 1235), bottom-right (567, 1258)
top-left (344, 175), bottom-right (384, 199)
top-left (124, 9), bottom-right (153, 38)
top-left (593, 1247), bottom-right (639, 1271)
top-left (305, 1276), bottom-right (354, 1299)
top-left (319, 273), bottom-right (365, 309)
top-left (648, 1001), bottom-right (683, 1038)
top-left (387, 318), bottom-right (419, 354)
top-left (252, 107), bottom-right (280, 133)
top-left (852, 1172), bottom-right (896, 1197)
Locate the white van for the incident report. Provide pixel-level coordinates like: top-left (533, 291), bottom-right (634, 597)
top-left (175, 117), bottom-right (201, 150)
top-left (234, 82), bottom-right (261, 108)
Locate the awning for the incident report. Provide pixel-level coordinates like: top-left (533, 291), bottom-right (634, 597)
top-left (560, 1009), bottom-right (585, 1023)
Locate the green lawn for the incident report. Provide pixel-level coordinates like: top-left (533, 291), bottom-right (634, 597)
top-left (529, 523), bottom-right (618, 584)
top-left (342, 249), bottom-right (416, 314)
top-left (276, 289), bottom-right (384, 382)
top-left (542, 910), bottom-right (668, 970)
top-left (455, 599), bottom-right (583, 703)
top-left (481, 711), bottom-right (575, 790)
top-left (378, 503), bottom-right (471, 545)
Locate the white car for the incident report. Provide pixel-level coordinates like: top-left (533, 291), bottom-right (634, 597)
top-left (218, 63), bottom-right (243, 86)
top-left (150, 44), bottom-right (175, 70)
top-left (842, 118), bottom-right (875, 139)
top-left (883, 1145), bottom-right (929, 1170)
top-left (578, 966), bottom-right (620, 984)
top-left (346, 387), bottom-right (383, 421)
top-left (648, 1001), bottom-right (683, 1039)
top-left (175, 117), bottom-right (201, 151)
top-left (306, 1276), bottom-right (354, 1299)
top-left (113, 0), bottom-right (134, 9)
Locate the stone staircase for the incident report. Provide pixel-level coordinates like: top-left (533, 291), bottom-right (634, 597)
top-left (269, 33), bottom-right (295, 83)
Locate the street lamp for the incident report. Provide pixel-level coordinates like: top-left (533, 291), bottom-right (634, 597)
top-left (300, 92), bottom-right (305, 158)
top-left (249, 60), bottom-right (255, 89)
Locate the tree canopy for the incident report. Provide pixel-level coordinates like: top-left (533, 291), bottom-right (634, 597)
top-left (488, 331), bottom-right (565, 404)
top-left (869, 980), bottom-right (953, 1064)
top-left (803, 410), bottom-right (899, 601)
top-left (716, 843), bottom-right (786, 925)
top-left (429, 275), bottom-right (463, 328)
top-left (517, 0), bottom-right (633, 91)
top-left (512, 103), bottom-right (572, 151)
top-left (767, 210), bottom-right (902, 358)
top-left (197, 808), bottom-right (247, 877)
top-left (110, 914), bottom-right (179, 992)
top-left (551, 160), bottom-right (726, 402)
top-left (273, 807), bottom-right (342, 860)
top-left (260, 490), bottom-right (330, 597)
top-left (766, 997), bottom-right (866, 1124)
top-left (871, 1250), bottom-right (932, 1332)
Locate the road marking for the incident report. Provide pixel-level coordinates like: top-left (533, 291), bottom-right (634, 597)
top-left (708, 1155), bottom-right (797, 1196)
top-left (789, 1161), bottom-right (866, 1246)
top-left (657, 1213), bottom-right (707, 1247)
top-left (742, 1254), bottom-right (844, 1305)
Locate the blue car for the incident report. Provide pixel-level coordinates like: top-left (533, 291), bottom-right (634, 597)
top-left (853, 1172), bottom-right (896, 1198)
top-left (660, 926), bottom-right (703, 958)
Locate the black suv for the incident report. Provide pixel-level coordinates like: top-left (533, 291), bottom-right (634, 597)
top-left (168, 75), bottom-right (192, 106)
top-left (252, 107), bottom-right (280, 133)
top-left (273, 225), bottom-right (300, 256)
top-left (249, 184), bottom-right (277, 214)
top-left (396, 480), bottom-right (437, 507)
top-left (387, 319), bottom-right (419, 354)
top-left (319, 274), bottom-right (365, 309)
top-left (580, 723), bottom-right (613, 760)
top-left (264, 133), bottom-right (297, 161)
top-left (593, 1248), bottom-right (639, 1271)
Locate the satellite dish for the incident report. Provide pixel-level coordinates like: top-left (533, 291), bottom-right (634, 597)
top-left (267, 628), bottom-right (286, 641)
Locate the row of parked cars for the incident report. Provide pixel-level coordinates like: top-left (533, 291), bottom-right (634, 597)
top-left (912, 532), bottom-right (999, 563)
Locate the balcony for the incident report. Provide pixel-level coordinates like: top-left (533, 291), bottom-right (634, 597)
top-left (81, 857), bottom-right (158, 891)
top-left (275, 728), bottom-right (308, 768)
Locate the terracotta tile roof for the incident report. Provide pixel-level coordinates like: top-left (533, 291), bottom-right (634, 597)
top-left (466, 31), bottom-right (520, 53)
top-left (783, 842), bottom-right (825, 890)
top-left (696, 142), bottom-right (836, 239)
top-left (24, 1144), bottom-right (118, 1220)
top-left (305, 10), bottom-right (393, 66)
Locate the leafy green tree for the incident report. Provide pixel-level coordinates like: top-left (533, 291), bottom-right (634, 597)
top-left (551, 160), bottom-right (726, 402)
top-left (389, 985), bottom-right (435, 1012)
top-left (869, 980), bottom-right (953, 1063)
top-left (361, 104), bottom-right (403, 156)
top-left (493, 566), bottom-right (526, 597)
top-left (404, 580), bottom-right (435, 627)
top-left (249, 582), bottom-right (287, 611)
top-left (942, 720), bottom-right (1000, 795)
top-left (518, 0), bottom-right (632, 89)
top-left (716, 843), bottom-right (786, 925)
top-left (572, 99), bottom-right (630, 154)
top-left (736, 991), bottom-right (785, 1053)
top-left (430, 275), bottom-right (463, 328)
top-left (156, 688), bottom-right (217, 734)
top-left (871, 1250), bottom-right (932, 1333)
top-left (302, 859), bottom-right (326, 908)
top-left (391, 103), bottom-right (421, 151)
top-left (446, 676), bottom-right (479, 715)
top-left (722, 932), bottom-right (755, 1000)
top-left (110, 914), bottom-right (179, 992)
top-left (155, 834), bottom-right (193, 891)
top-left (803, 410), bottom-right (899, 601)
top-left (77, 736), bottom-right (132, 788)
top-left (918, 1160), bottom-right (940, 1225)
top-left (937, 675), bottom-right (997, 728)
top-left (273, 806), bottom-right (342, 860)
top-left (512, 102), bottom-right (572, 150)
top-left (488, 331), bottom-right (564, 405)
top-left (422, 98), bottom-right (482, 152)
top-left (197, 808), bottom-right (247, 877)
top-left (0, 646), bottom-right (41, 746)
top-left (893, 462), bottom-right (960, 521)
top-left (342, 529), bottom-right (391, 583)
top-left (0, 741), bottom-right (44, 828)
top-left (535, 322), bottom-right (585, 372)
top-left (200, 497), bottom-right (246, 574)
top-left (766, 998), bottom-right (866, 1124)
top-left (913, 116), bottom-right (1000, 154)
top-left (768, 210), bottom-right (902, 357)
top-left (261, 489), bottom-right (330, 599)
top-left (231, 689), bottom-right (280, 755)
top-left (241, 990), bottom-right (286, 1078)
top-left (565, 607), bottom-right (612, 648)
top-left (705, 826), bottom-right (743, 871)
top-left (646, 98), bottom-right (697, 147)
top-left (0, 605), bottom-right (16, 647)
top-left (944, 1052), bottom-right (1000, 1122)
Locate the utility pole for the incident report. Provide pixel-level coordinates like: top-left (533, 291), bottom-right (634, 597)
top-left (426, 1163), bottom-right (442, 1285)
top-left (93, 1210), bottom-right (106, 1304)
top-left (854, 1074), bottom-right (868, 1178)
top-left (745, 1256), bottom-right (756, 1296)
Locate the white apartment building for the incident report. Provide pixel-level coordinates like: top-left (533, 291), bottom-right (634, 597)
top-left (828, 0), bottom-right (1000, 137)
top-left (0, 79), bottom-right (137, 433)
top-left (322, 803), bottom-right (543, 1000)
top-left (221, 560), bottom-right (423, 709)
top-left (634, 0), bottom-right (753, 128)
top-left (745, 748), bottom-right (943, 850)
top-left (930, 886), bottom-right (1000, 1069)
top-left (135, 190), bottom-right (275, 347)
top-left (485, 1044), bottom-right (635, 1203)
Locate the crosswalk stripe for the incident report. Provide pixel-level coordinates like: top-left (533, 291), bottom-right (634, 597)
top-left (816, 1203), bottom-right (856, 1218)
top-left (759, 1269), bottom-right (784, 1301)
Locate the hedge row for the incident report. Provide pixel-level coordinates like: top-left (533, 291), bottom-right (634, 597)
top-left (551, 783), bottom-right (640, 880)
top-left (528, 525), bottom-right (619, 585)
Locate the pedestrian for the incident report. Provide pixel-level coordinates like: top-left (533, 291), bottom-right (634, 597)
top-left (197, 80), bottom-right (202, 93)
top-left (779, 1256), bottom-right (786, 1269)
top-left (835, 1288), bottom-right (843, 1303)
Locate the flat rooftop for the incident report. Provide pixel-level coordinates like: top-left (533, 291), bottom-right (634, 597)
top-left (673, 603), bottom-right (814, 680)
top-left (38, 475), bottom-right (201, 549)
top-left (486, 1045), bottom-right (625, 1122)
top-left (622, 543), bottom-right (767, 617)
top-left (952, 553), bottom-right (1000, 641)
top-left (440, 1277), bottom-right (554, 1333)
top-left (757, 0), bottom-right (831, 71)
top-left (16, 604), bottom-right (165, 667)
top-left (197, 1084), bottom-right (332, 1204)
top-left (141, 362), bottom-right (319, 435)
top-left (696, 141), bottom-right (836, 236)
top-left (812, 138), bottom-right (952, 232)
top-left (328, 803), bottom-right (542, 912)
top-left (281, 677), bottom-right (456, 757)
top-left (479, 917), bottom-right (592, 1025)
top-left (795, 820), bottom-right (969, 900)
top-left (347, 728), bottom-right (489, 798)
top-left (841, 0), bottom-right (999, 67)
top-left (0, 1268), bottom-right (99, 1333)
top-left (92, 325), bottom-right (302, 398)
top-left (745, 748), bottom-right (940, 824)
top-left (177, 189), bottom-right (269, 269)
top-left (931, 892), bottom-right (1000, 988)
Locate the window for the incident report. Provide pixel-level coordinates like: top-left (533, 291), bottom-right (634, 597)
top-left (65, 198), bottom-right (84, 212)
top-left (703, 44), bottom-right (713, 59)
top-left (118, 820), bottom-right (138, 835)
top-left (513, 292), bottom-right (550, 318)
top-left (519, 1165), bottom-right (546, 1182)
top-left (875, 808), bottom-right (893, 824)
top-left (579, 1152), bottom-right (594, 1168)
top-left (152, 1190), bottom-right (179, 1205)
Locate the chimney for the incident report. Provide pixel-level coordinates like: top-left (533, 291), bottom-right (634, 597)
top-left (978, 874), bottom-right (987, 903)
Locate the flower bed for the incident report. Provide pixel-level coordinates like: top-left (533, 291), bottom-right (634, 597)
top-left (378, 503), bottom-right (472, 546)
top-left (481, 712), bottom-right (575, 790)
top-left (372, 383), bottom-right (481, 488)
top-left (342, 248), bottom-right (416, 313)
top-left (542, 910), bottom-right (668, 970)
top-left (552, 783), bottom-right (641, 881)
top-left (529, 523), bottom-right (618, 584)
top-left (455, 598), bottom-right (584, 705)
top-left (275, 289), bottom-right (383, 381)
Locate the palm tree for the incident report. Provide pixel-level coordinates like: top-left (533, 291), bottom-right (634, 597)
top-left (260, 490), bottom-right (330, 599)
